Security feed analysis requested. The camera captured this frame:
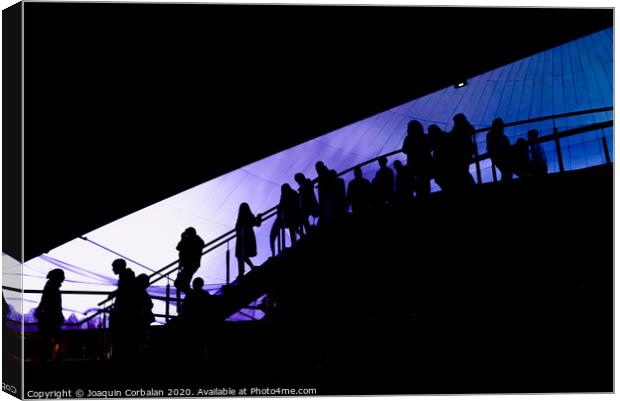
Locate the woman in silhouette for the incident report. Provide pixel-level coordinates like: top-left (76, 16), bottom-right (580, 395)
top-left (235, 202), bottom-right (262, 278)
top-left (35, 268), bottom-right (65, 361)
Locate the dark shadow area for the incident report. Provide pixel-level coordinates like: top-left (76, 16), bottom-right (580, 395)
top-left (24, 165), bottom-right (613, 395)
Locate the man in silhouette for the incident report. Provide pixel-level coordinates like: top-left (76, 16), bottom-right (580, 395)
top-left (134, 273), bottom-right (154, 352)
top-left (402, 120), bottom-right (432, 197)
top-left (110, 258), bottom-right (137, 359)
top-left (180, 277), bottom-right (213, 327)
top-left (450, 113), bottom-right (477, 188)
top-left (372, 156), bottom-right (394, 207)
top-left (179, 277), bottom-right (214, 362)
top-left (295, 172), bottom-right (318, 234)
top-left (278, 183), bottom-right (303, 248)
top-left (486, 118), bottom-right (513, 181)
top-left (512, 138), bottom-right (531, 179)
top-left (346, 166), bottom-right (372, 214)
top-left (175, 227), bottom-right (205, 293)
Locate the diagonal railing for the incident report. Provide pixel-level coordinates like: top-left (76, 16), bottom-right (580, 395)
top-left (3, 106), bottom-right (613, 328)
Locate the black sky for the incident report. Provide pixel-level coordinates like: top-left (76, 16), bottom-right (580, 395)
top-left (17, 3), bottom-right (612, 261)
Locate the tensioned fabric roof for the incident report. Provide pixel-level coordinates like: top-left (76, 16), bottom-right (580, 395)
top-left (11, 27), bottom-right (613, 324)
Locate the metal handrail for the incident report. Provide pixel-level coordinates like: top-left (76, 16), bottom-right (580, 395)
top-left (5, 107), bottom-right (612, 326)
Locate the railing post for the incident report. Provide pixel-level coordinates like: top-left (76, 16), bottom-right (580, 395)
top-left (176, 285), bottom-right (181, 315)
top-left (553, 127), bottom-right (565, 172)
top-left (491, 161), bottom-right (498, 183)
top-left (165, 281), bottom-right (170, 323)
top-left (226, 241), bottom-right (230, 285)
top-left (602, 133), bottom-right (611, 165)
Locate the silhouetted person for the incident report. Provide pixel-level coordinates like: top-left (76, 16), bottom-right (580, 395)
top-left (35, 269), bottom-right (65, 361)
top-left (512, 138), bottom-right (530, 179)
top-left (402, 120), bottom-right (432, 197)
top-left (428, 124), bottom-right (450, 191)
top-left (372, 156), bottom-right (394, 207)
top-left (135, 274), bottom-right (154, 350)
top-left (235, 202), bottom-right (262, 278)
top-left (528, 129), bottom-right (548, 177)
top-left (294, 172), bottom-right (318, 234)
top-left (393, 160), bottom-right (413, 204)
top-left (450, 113), bottom-right (476, 188)
top-left (175, 227), bottom-right (205, 293)
top-left (315, 161), bottom-right (341, 224)
top-left (278, 183), bottom-right (303, 247)
top-left (346, 166), bottom-right (372, 214)
top-left (180, 277), bottom-right (213, 327)
top-left (486, 118), bottom-right (513, 182)
top-left (179, 277), bottom-right (213, 361)
top-left (110, 258), bottom-right (136, 359)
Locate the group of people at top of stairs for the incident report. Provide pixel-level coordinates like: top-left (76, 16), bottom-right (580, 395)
top-left (30, 113), bottom-right (550, 361)
top-left (403, 114), bottom-right (548, 194)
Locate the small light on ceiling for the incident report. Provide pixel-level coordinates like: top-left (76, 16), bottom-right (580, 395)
top-left (454, 80), bottom-right (468, 89)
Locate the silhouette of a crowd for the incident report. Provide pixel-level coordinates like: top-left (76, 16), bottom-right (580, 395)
top-left (35, 113), bottom-right (550, 360)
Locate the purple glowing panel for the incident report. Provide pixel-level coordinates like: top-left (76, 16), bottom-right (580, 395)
top-left (20, 28), bottom-right (612, 325)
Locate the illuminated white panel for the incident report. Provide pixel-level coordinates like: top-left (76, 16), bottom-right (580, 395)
top-left (21, 28), bottom-right (613, 324)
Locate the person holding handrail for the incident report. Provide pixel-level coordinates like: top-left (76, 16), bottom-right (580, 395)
top-left (486, 118), bottom-right (513, 182)
top-left (346, 166), bottom-right (372, 214)
top-left (294, 172), bottom-right (318, 235)
top-left (35, 268), bottom-right (65, 362)
top-left (235, 202), bottom-right (262, 279)
top-left (277, 183), bottom-right (303, 248)
top-left (450, 113), bottom-right (476, 189)
top-left (109, 258), bottom-right (137, 359)
top-left (402, 120), bottom-right (433, 198)
top-left (175, 227), bottom-right (205, 293)
top-left (372, 156), bottom-right (394, 207)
